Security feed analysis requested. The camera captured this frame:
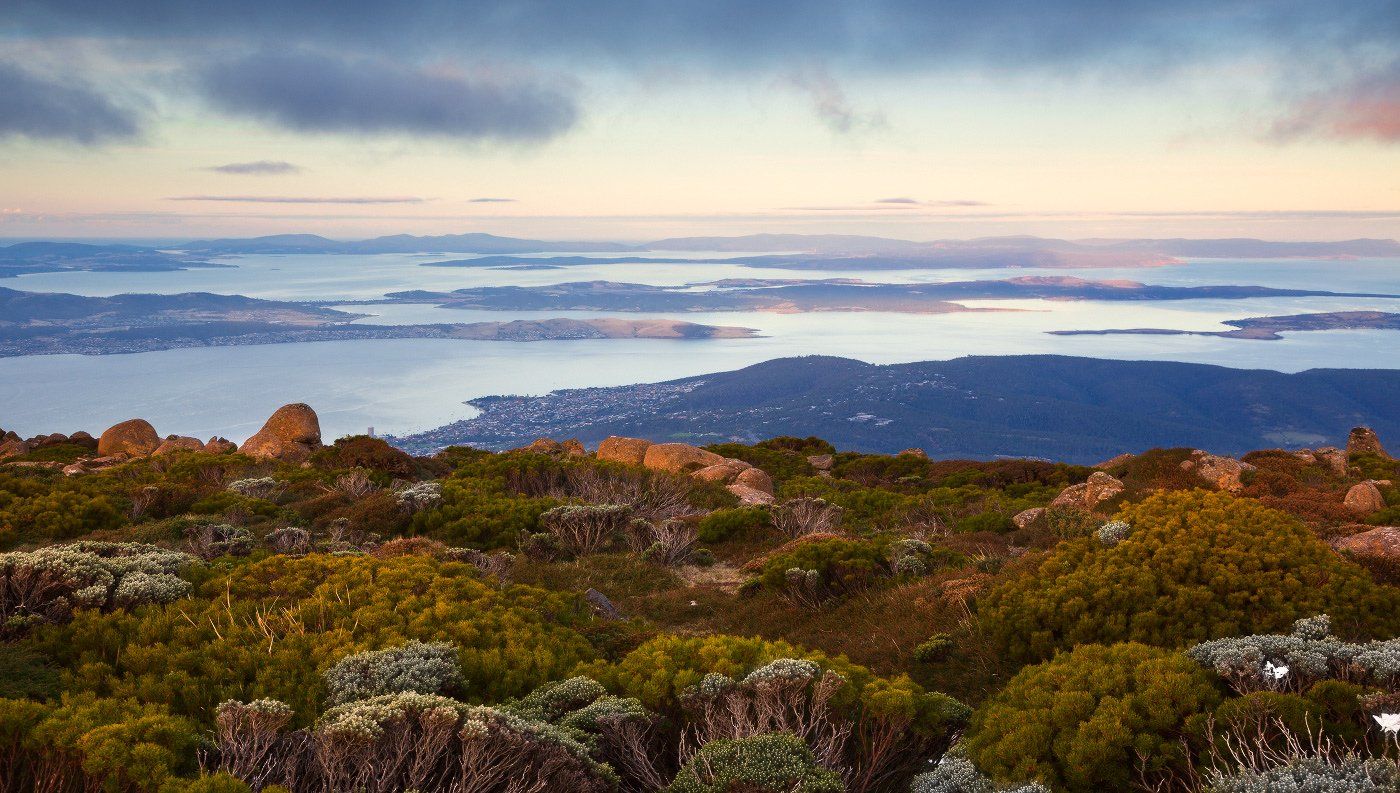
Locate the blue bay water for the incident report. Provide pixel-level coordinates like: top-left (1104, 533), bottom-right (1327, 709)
top-left (2, 254), bottom-right (1398, 441)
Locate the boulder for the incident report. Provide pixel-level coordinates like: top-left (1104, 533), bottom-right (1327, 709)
top-left (68, 431), bottom-right (98, 450)
top-left (806, 454), bottom-right (834, 471)
top-left (584, 588), bottom-right (622, 621)
top-left (240, 403), bottom-right (323, 463)
top-left (733, 466), bottom-right (774, 495)
top-left (29, 433), bottom-right (70, 449)
top-left (1049, 471), bottom-right (1125, 510)
top-left (692, 461), bottom-right (749, 484)
top-left (1180, 450), bottom-right (1255, 492)
top-left (1012, 507), bottom-right (1045, 529)
top-left (518, 437), bottom-right (587, 457)
top-left (0, 438), bottom-right (30, 460)
top-left (727, 483), bottom-right (776, 506)
top-left (1313, 447), bottom-right (1349, 476)
top-left (643, 442), bottom-right (726, 473)
top-left (1345, 481), bottom-right (1388, 515)
top-left (596, 436), bottom-right (652, 466)
top-left (1332, 526), bottom-right (1400, 561)
top-left (898, 448), bottom-right (928, 459)
top-left (97, 418), bottom-right (161, 458)
top-left (204, 437), bottom-right (237, 454)
top-left (154, 435), bottom-right (206, 456)
top-left (1348, 426), bottom-right (1390, 460)
top-left (1094, 453), bottom-right (1135, 470)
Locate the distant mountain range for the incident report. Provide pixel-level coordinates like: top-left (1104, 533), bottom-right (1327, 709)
top-left (390, 355), bottom-right (1400, 462)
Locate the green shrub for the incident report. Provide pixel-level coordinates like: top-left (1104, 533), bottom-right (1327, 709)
top-left (697, 507), bottom-right (771, 543)
top-left (965, 642), bottom-right (1221, 793)
top-left (952, 511), bottom-right (1014, 534)
top-left (665, 733), bottom-right (844, 793)
top-left (978, 491), bottom-right (1400, 664)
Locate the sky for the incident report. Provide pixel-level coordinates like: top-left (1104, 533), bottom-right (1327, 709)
top-left (2, 1), bottom-right (1399, 242)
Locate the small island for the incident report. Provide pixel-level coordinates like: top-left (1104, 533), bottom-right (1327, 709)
top-left (1048, 310), bottom-right (1400, 341)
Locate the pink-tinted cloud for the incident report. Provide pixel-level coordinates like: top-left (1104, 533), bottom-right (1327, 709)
top-left (1273, 66), bottom-right (1400, 143)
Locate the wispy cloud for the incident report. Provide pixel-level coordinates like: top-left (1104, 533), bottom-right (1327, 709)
top-left (0, 62), bottom-right (140, 145)
top-left (206, 160), bottom-right (302, 175)
top-left (1271, 63), bottom-right (1400, 144)
top-left (787, 198), bottom-right (990, 211)
top-left (786, 67), bottom-right (886, 135)
top-left (165, 195), bottom-right (428, 204)
top-left (197, 50), bottom-right (578, 142)
top-left (469, 197), bottom-right (516, 203)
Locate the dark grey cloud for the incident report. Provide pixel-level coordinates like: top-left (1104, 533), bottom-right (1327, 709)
top-left (8, 1), bottom-right (1400, 78)
top-left (166, 195), bottom-right (427, 204)
top-left (0, 62), bottom-right (140, 144)
top-left (206, 160), bottom-right (302, 175)
top-left (469, 197), bottom-right (516, 203)
top-left (196, 51), bottom-right (577, 141)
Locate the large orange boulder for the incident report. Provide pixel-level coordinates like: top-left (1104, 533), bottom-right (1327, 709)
top-left (1332, 525), bottom-right (1400, 561)
top-left (97, 419), bottom-right (161, 458)
top-left (240, 403), bottom-right (322, 462)
top-left (1180, 450), bottom-right (1255, 493)
top-left (692, 460), bottom-right (750, 484)
top-left (596, 436), bottom-right (652, 466)
top-left (643, 442), bottom-right (726, 473)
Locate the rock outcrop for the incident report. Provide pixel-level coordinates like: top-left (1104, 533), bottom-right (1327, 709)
top-left (898, 448), bottom-right (928, 459)
top-left (1095, 453), bottom-right (1135, 470)
top-left (1050, 471), bottom-right (1125, 510)
top-left (806, 454), bottom-right (834, 471)
top-left (1313, 447), bottom-right (1349, 476)
top-left (692, 460), bottom-right (750, 483)
top-left (204, 437), bottom-right (237, 454)
top-left (733, 466), bottom-right (774, 495)
top-left (1348, 427), bottom-right (1390, 460)
top-left (1332, 525), bottom-right (1400, 562)
top-left (519, 437), bottom-right (587, 457)
top-left (642, 443), bottom-right (726, 473)
top-left (154, 435), bottom-right (205, 456)
top-left (1180, 450), bottom-right (1256, 492)
top-left (0, 438), bottom-right (30, 460)
top-left (727, 484), bottom-right (776, 506)
top-left (1012, 507), bottom-right (1045, 529)
top-left (239, 403), bottom-right (322, 463)
top-left (97, 419), bottom-right (161, 458)
top-left (596, 436), bottom-right (652, 466)
top-left (1345, 481), bottom-right (1388, 515)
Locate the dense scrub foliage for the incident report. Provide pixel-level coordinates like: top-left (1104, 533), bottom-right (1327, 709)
top-left (2, 428), bottom-right (1399, 791)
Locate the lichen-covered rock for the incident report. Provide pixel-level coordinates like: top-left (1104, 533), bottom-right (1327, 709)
top-left (1314, 446), bottom-right (1349, 476)
top-left (204, 437), bottom-right (237, 454)
top-left (1332, 525), bottom-right (1400, 561)
top-left (154, 435), bottom-right (205, 456)
top-left (0, 438), bottom-right (30, 460)
top-left (595, 436), bottom-right (652, 465)
top-left (1348, 426), bottom-right (1390, 459)
top-left (1049, 471), bottom-right (1124, 510)
top-left (898, 447), bottom-right (929, 459)
top-left (1344, 480), bottom-right (1387, 515)
top-left (97, 418), bottom-right (161, 458)
top-left (239, 403), bottom-right (322, 462)
top-left (642, 442), bottom-right (725, 473)
top-left (518, 437), bottom-right (587, 457)
top-left (1180, 450), bottom-right (1255, 492)
top-left (806, 454), bottom-right (834, 471)
top-left (1012, 507), bottom-right (1045, 529)
top-left (727, 483), bottom-right (776, 506)
top-left (733, 466), bottom-right (774, 495)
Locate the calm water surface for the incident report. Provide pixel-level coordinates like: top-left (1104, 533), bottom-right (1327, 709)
top-left (3, 254), bottom-right (1398, 440)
